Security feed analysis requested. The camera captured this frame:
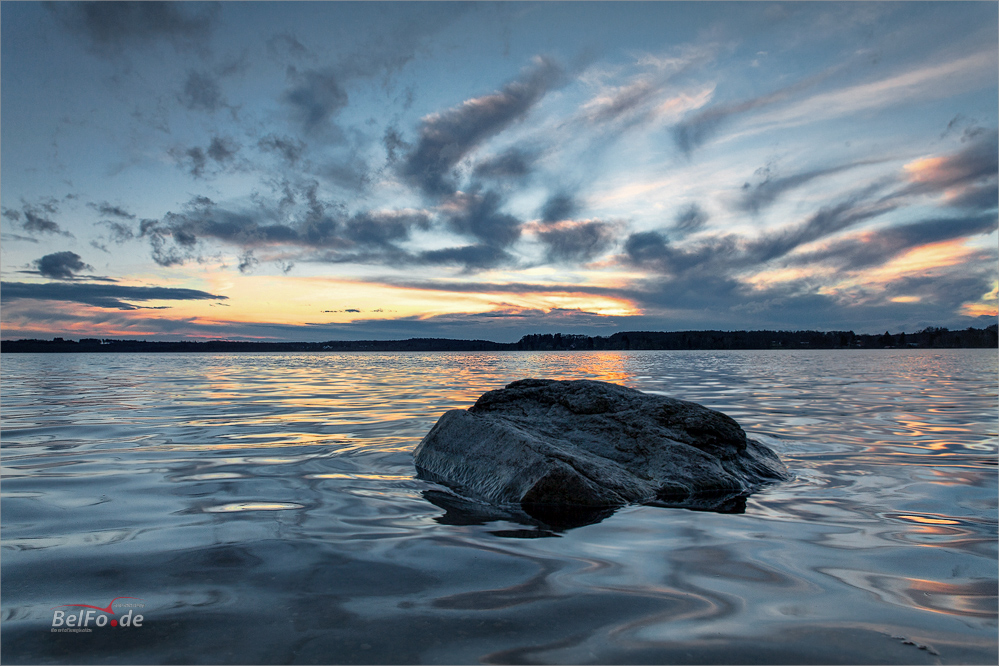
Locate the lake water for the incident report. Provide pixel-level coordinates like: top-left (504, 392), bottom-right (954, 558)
top-left (1, 349), bottom-right (996, 664)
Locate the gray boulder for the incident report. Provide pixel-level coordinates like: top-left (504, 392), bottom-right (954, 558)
top-left (414, 378), bottom-right (789, 510)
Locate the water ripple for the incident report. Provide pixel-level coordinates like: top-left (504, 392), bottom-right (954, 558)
top-left (1, 350), bottom-right (995, 664)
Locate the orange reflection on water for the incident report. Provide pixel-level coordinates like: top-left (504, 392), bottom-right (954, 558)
top-left (906, 577), bottom-right (998, 618)
top-left (893, 514), bottom-right (961, 525)
top-left (558, 352), bottom-right (632, 384)
top-left (823, 568), bottom-right (998, 618)
top-left (921, 468), bottom-right (995, 486)
top-left (186, 350), bottom-right (641, 428)
top-left (304, 473), bottom-right (411, 481)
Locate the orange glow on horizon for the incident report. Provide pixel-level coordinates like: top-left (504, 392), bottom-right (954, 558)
top-left (1, 270), bottom-right (643, 339)
top-left (960, 302), bottom-right (997, 317)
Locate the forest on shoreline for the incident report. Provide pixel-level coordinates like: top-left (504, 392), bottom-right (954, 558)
top-left (2, 325), bottom-right (996, 353)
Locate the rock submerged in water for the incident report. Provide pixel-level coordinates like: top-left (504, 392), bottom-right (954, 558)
top-left (414, 379), bottom-right (789, 514)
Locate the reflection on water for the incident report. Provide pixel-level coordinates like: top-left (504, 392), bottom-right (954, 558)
top-left (420, 488), bottom-right (621, 536)
top-left (1, 350), bottom-right (996, 664)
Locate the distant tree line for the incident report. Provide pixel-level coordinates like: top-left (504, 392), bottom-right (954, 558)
top-left (512, 325), bottom-right (998, 350)
top-left (0, 337), bottom-right (510, 353)
top-left (1, 325), bottom-right (995, 353)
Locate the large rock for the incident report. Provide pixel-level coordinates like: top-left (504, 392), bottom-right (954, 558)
top-left (414, 379), bottom-right (789, 512)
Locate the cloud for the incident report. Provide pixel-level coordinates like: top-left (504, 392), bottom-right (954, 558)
top-left (4, 234), bottom-right (40, 244)
top-left (323, 155), bottom-right (372, 193)
top-left (791, 213), bottom-right (998, 270)
top-left (473, 147), bottom-right (537, 180)
top-left (400, 56), bottom-right (565, 195)
top-left (380, 278), bottom-right (635, 300)
top-left (582, 44), bottom-right (717, 128)
top-left (283, 68), bottom-right (349, 135)
top-left (618, 190), bottom-right (904, 311)
top-left (539, 193), bottom-right (578, 223)
top-left (171, 137), bottom-right (240, 178)
top-left (90, 202), bottom-right (136, 219)
top-left (143, 195), bottom-right (307, 265)
top-left (673, 65), bottom-right (844, 155)
top-left (342, 211), bottom-right (431, 247)
top-left (383, 127), bottom-right (410, 166)
top-left (305, 307), bottom-right (628, 342)
top-left (207, 136), bottom-right (239, 163)
top-left (180, 70), bottom-right (226, 112)
top-left (588, 79), bottom-right (659, 124)
top-left (631, 162), bottom-right (989, 283)
top-left (32, 252), bottom-right (93, 280)
top-left (622, 260), bottom-right (992, 334)
top-left (22, 209), bottom-right (63, 235)
top-left (258, 135), bottom-right (306, 166)
top-left (615, 180), bottom-right (997, 331)
top-left (331, 2), bottom-right (472, 82)
top-left (47, 1), bottom-right (219, 57)
top-left (417, 244), bottom-right (513, 271)
top-left (266, 5), bottom-right (472, 142)
top-left (2, 201), bottom-right (70, 236)
top-left (237, 250), bottom-right (258, 274)
top-left (745, 196), bottom-right (897, 264)
top-left (881, 269), bottom-right (997, 307)
top-left (174, 147), bottom-right (208, 178)
top-left (442, 189), bottom-right (522, 248)
top-left (267, 32), bottom-right (312, 62)
top-left (746, 50), bottom-right (998, 135)
top-left (672, 203), bottom-right (709, 235)
top-left (139, 191), bottom-right (439, 269)
top-left (624, 231), bottom-right (740, 278)
top-left (897, 129), bottom-right (998, 210)
top-left (1, 282), bottom-right (227, 311)
top-left (535, 220), bottom-right (616, 263)
top-left (738, 160), bottom-right (886, 214)
top-left (949, 182), bottom-right (999, 211)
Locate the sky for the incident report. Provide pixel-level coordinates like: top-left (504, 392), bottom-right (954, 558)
top-left (1, 1), bottom-right (997, 342)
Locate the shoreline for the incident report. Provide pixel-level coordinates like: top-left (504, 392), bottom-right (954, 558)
top-left (2, 325), bottom-right (995, 353)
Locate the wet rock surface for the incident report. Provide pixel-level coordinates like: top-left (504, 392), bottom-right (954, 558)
top-left (414, 378), bottom-right (790, 514)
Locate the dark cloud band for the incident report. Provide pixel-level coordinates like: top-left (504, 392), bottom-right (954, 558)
top-left (1, 282), bottom-right (228, 311)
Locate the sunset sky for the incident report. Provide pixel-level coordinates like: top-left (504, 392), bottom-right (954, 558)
top-left (2, 1), bottom-right (996, 342)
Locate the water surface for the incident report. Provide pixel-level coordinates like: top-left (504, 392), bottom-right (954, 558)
top-left (2, 350), bottom-right (996, 663)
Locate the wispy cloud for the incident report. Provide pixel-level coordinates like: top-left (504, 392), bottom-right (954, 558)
top-left (2, 200), bottom-right (73, 237)
top-left (895, 129), bottom-right (998, 210)
top-left (789, 213), bottom-right (998, 271)
top-left (671, 203), bottom-right (709, 236)
top-left (673, 64), bottom-right (846, 154)
top-left (400, 56), bottom-right (565, 196)
top-left (737, 159), bottom-right (889, 214)
top-left (90, 202), bottom-right (136, 220)
top-left (1, 282), bottom-right (227, 311)
top-left (745, 50), bottom-right (998, 134)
